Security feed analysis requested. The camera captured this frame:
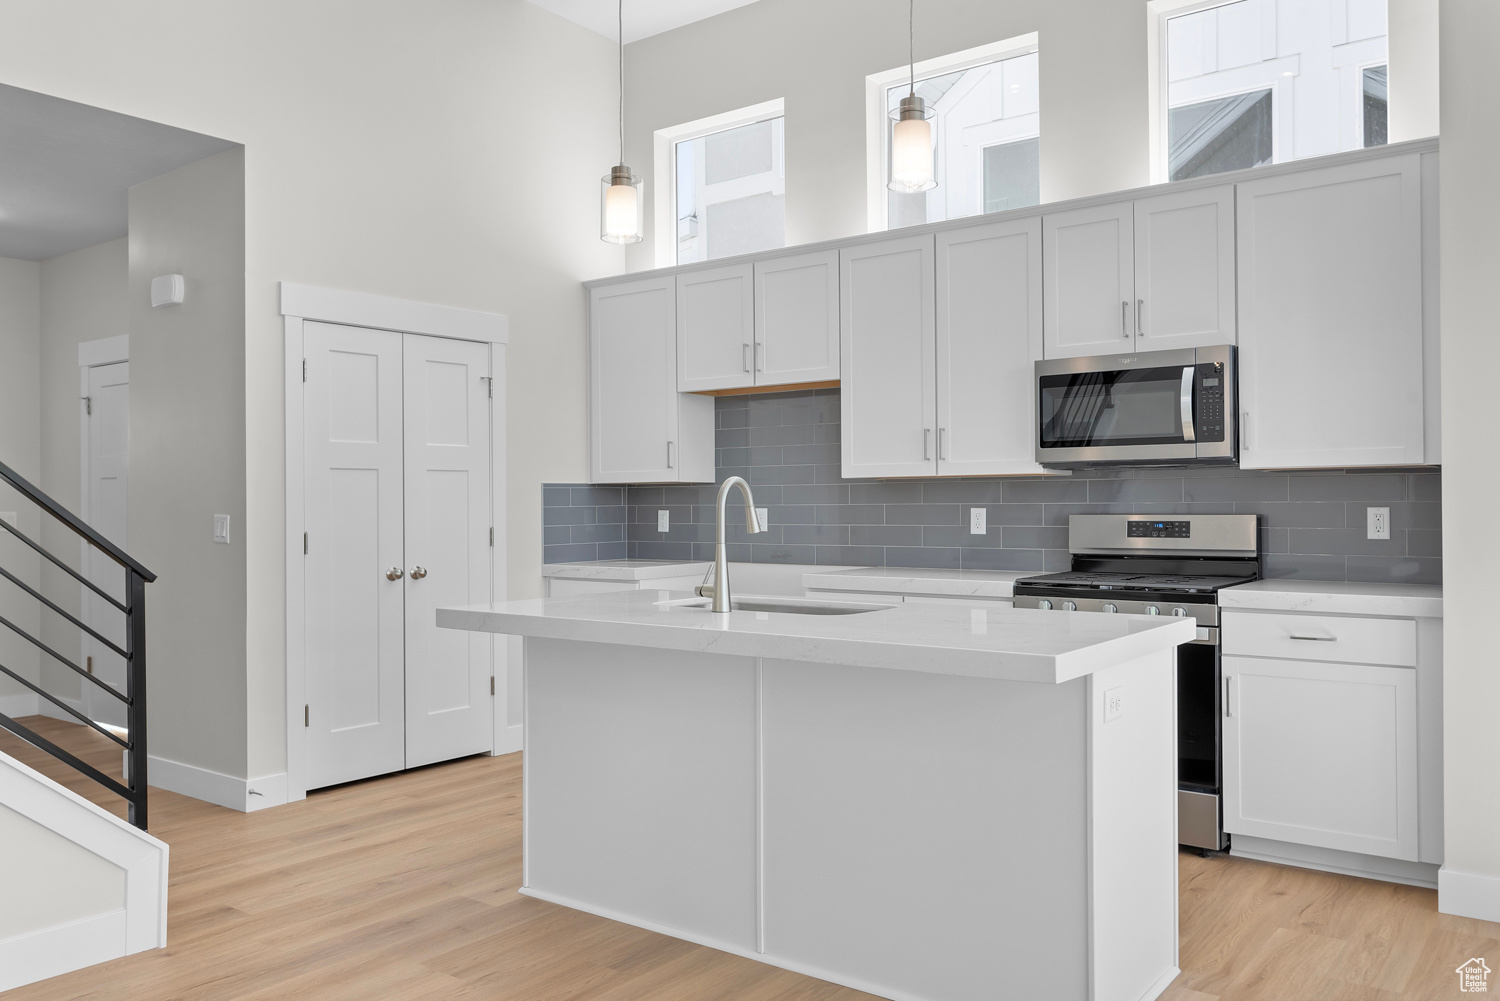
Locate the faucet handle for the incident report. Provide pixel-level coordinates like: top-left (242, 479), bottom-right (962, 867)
top-left (695, 584), bottom-right (717, 599)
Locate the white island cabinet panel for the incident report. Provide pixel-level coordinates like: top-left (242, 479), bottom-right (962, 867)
top-left (1236, 154), bottom-right (1426, 468)
top-left (590, 276), bottom-right (715, 483)
top-left (1043, 201), bottom-right (1134, 357)
top-left (523, 638), bottom-right (759, 950)
top-left (936, 217), bottom-right (1049, 476)
top-left (755, 249), bottom-right (840, 385)
top-left (1134, 184), bottom-right (1236, 350)
top-left (1224, 655), bottom-right (1419, 861)
top-left (676, 263), bottom-right (755, 392)
top-left (840, 235), bottom-right (937, 478)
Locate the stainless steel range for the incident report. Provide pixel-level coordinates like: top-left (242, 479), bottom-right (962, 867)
top-left (1012, 513), bottom-right (1260, 852)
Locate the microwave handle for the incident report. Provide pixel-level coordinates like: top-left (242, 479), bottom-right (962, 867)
top-left (1179, 366), bottom-right (1196, 442)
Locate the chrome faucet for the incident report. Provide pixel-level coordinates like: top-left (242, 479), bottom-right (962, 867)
top-left (695, 475), bottom-right (763, 612)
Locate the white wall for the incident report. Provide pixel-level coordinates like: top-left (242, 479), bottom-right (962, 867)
top-left (37, 238), bottom-right (128, 701)
top-left (0, 802), bottom-right (125, 940)
top-left (1438, 0), bottom-right (1500, 923)
top-left (127, 149), bottom-right (248, 778)
top-left (0, 257), bottom-right (41, 708)
top-left (621, 0), bottom-right (1439, 271)
top-left (0, 0), bottom-right (625, 782)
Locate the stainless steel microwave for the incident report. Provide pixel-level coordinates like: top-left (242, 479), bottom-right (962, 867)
top-left (1035, 346), bottom-right (1237, 468)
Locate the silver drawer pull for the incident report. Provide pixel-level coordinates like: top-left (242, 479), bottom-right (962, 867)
top-left (1289, 632), bottom-right (1337, 642)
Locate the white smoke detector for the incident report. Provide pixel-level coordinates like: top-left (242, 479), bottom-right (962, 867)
top-left (151, 274), bottom-right (185, 308)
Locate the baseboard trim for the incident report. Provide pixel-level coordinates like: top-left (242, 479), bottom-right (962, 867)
top-left (0, 693), bottom-right (40, 717)
top-left (0, 910), bottom-right (127, 993)
top-left (1439, 867), bottom-right (1500, 922)
top-left (146, 755), bottom-right (289, 813)
top-left (1231, 835), bottom-right (1440, 888)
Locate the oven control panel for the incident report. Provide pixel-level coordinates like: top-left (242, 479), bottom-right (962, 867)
top-left (1127, 520), bottom-right (1190, 539)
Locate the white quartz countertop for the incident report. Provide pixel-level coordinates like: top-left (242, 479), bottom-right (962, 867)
top-left (541, 559), bottom-right (711, 581)
top-left (438, 589), bottom-right (1195, 685)
top-left (1220, 579), bottom-right (1443, 618)
top-left (802, 567), bottom-right (1032, 598)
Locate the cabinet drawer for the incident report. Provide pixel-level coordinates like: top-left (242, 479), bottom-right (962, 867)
top-left (1223, 611), bottom-right (1415, 667)
top-left (902, 594), bottom-right (1013, 608)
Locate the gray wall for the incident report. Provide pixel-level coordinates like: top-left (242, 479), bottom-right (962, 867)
top-left (0, 257), bottom-right (41, 700)
top-left (546, 389), bottom-right (1441, 584)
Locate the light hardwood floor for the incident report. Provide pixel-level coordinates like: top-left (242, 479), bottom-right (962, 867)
top-left (3, 715), bottom-right (1497, 1000)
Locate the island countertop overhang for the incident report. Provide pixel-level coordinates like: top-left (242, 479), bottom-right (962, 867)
top-left (438, 589), bottom-right (1196, 685)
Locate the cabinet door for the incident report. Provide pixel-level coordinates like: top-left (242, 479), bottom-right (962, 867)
top-left (840, 235), bottom-right (937, 477)
top-left (935, 218), bottom-right (1051, 476)
top-left (1134, 185), bottom-right (1236, 349)
top-left (590, 276), bottom-right (679, 482)
top-left (755, 249), bottom-right (840, 385)
top-left (1042, 201), bottom-right (1135, 357)
top-left (677, 263), bottom-right (755, 392)
top-left (1236, 155), bottom-right (1426, 468)
top-left (1223, 656), bottom-right (1418, 860)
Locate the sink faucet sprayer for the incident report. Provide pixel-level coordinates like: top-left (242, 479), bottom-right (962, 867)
top-left (695, 475), bottom-right (763, 612)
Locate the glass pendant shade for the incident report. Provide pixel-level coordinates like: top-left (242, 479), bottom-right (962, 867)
top-left (601, 165), bottom-right (643, 244)
top-left (888, 94), bottom-right (937, 192)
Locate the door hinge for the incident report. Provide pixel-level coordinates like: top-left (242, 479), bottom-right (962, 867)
top-left (82, 395), bottom-right (92, 416)
top-left (304, 704), bottom-right (310, 727)
top-left (490, 676), bottom-right (495, 697)
top-left (489, 526), bottom-right (494, 547)
top-left (302, 358), bottom-right (307, 382)
top-left (303, 531), bottom-right (308, 555)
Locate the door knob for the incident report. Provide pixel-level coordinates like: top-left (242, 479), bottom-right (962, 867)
top-left (386, 567), bottom-right (404, 581)
top-left (410, 566), bottom-right (428, 580)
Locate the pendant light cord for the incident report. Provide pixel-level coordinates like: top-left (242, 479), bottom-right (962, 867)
top-left (619, 0), bottom-right (625, 165)
top-left (908, 0), bottom-right (915, 96)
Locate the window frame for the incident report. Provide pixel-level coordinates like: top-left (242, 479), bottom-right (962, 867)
top-left (651, 98), bottom-right (785, 269)
top-left (864, 32), bottom-right (1039, 233)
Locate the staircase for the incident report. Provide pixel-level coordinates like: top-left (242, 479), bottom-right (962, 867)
top-left (0, 458), bottom-right (168, 992)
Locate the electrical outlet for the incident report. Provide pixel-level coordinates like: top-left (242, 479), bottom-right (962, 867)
top-left (755, 507), bottom-right (769, 530)
top-left (213, 514), bottom-right (231, 545)
top-left (1104, 686), bottom-right (1126, 723)
top-left (657, 510), bottom-right (670, 532)
top-left (969, 507), bottom-right (987, 535)
top-left (1367, 506), bottom-right (1390, 540)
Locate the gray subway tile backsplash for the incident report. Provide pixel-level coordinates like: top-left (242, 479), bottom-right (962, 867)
top-left (543, 388), bottom-right (1442, 583)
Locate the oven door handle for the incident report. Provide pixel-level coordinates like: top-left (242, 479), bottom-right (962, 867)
top-left (1180, 366), bottom-right (1196, 442)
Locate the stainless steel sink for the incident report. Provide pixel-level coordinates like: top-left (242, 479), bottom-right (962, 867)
top-left (670, 596), bottom-right (894, 615)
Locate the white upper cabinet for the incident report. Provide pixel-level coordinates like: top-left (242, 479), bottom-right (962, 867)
top-left (676, 263), bottom-right (756, 393)
top-left (1133, 185), bottom-right (1237, 350)
top-left (755, 249), bottom-right (840, 385)
top-left (1043, 201), bottom-right (1134, 357)
top-left (1236, 154), bottom-right (1426, 468)
top-left (591, 276), bottom-right (715, 483)
top-left (840, 235), bottom-right (937, 478)
top-left (936, 218), bottom-right (1050, 476)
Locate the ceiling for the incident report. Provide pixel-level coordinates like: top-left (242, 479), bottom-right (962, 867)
top-left (0, 84), bottom-right (237, 262)
top-left (526, 0), bottom-right (763, 43)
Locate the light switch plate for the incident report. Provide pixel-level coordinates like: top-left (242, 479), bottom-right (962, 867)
top-left (213, 514), bottom-right (231, 544)
top-left (1367, 506), bottom-right (1390, 540)
top-left (969, 507), bottom-right (987, 535)
top-left (0, 511), bottom-right (16, 528)
top-left (657, 510), bottom-right (670, 533)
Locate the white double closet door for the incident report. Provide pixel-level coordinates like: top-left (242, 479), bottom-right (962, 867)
top-left (303, 321), bottom-right (494, 790)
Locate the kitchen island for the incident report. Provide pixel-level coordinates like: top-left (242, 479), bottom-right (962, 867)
top-left (438, 590), bottom-right (1194, 1001)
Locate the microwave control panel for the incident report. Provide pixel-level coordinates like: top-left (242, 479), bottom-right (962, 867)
top-left (1195, 362), bottom-right (1226, 442)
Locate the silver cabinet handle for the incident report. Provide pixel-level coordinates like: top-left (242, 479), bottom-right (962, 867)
top-left (1137, 299), bottom-right (1145, 336)
top-left (1289, 632), bottom-right (1337, 642)
top-left (1241, 410), bottom-right (1251, 451)
top-left (410, 566), bottom-right (428, 580)
top-left (923, 428), bottom-right (932, 461)
top-left (939, 427), bottom-right (948, 460)
top-left (1224, 675), bottom-right (1232, 717)
top-left (755, 341), bottom-right (764, 372)
top-left (1121, 300), bottom-right (1129, 338)
top-left (742, 343), bottom-right (751, 372)
top-left (386, 567), bottom-right (404, 581)
top-left (667, 441), bottom-right (675, 468)
top-left (1180, 366), bottom-right (1196, 443)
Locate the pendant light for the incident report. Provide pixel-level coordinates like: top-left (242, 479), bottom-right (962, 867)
top-left (601, 0), bottom-right (643, 244)
top-left (888, 0), bottom-right (937, 193)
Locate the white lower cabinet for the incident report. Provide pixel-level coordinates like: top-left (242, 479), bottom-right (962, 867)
top-left (1223, 655), bottom-right (1419, 861)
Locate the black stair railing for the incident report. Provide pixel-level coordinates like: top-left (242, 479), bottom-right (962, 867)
top-left (0, 458), bottom-right (155, 830)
